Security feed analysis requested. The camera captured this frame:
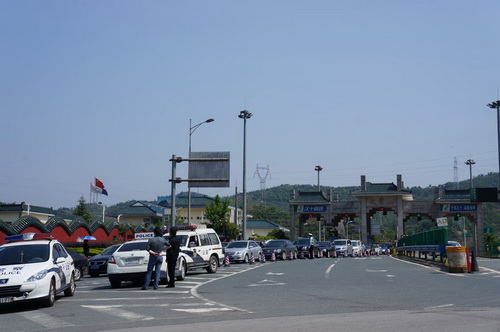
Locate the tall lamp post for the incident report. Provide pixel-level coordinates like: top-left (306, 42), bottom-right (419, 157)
top-left (98, 202), bottom-right (106, 223)
top-left (239, 110), bottom-right (253, 240)
top-left (487, 100), bottom-right (500, 189)
top-left (465, 159), bottom-right (475, 189)
top-left (315, 165), bottom-right (323, 191)
top-left (188, 118), bottom-right (214, 225)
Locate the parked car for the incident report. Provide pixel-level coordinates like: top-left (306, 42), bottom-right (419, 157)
top-left (65, 248), bottom-right (89, 281)
top-left (0, 233), bottom-right (75, 307)
top-left (349, 240), bottom-right (363, 256)
top-left (317, 241), bottom-right (335, 258)
top-left (88, 244), bottom-right (121, 277)
top-left (380, 244), bottom-right (390, 254)
top-left (447, 241), bottom-right (462, 247)
top-left (332, 239), bottom-right (349, 256)
top-left (370, 244), bottom-right (381, 255)
top-left (107, 239), bottom-right (186, 288)
top-left (293, 238), bottom-right (319, 258)
top-left (224, 240), bottom-right (262, 263)
top-left (262, 240), bottom-right (297, 260)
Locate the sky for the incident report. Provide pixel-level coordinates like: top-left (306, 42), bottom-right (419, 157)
top-left (1, 1), bottom-right (500, 209)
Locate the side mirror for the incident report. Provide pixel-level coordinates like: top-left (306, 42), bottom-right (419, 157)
top-left (55, 257), bottom-right (66, 264)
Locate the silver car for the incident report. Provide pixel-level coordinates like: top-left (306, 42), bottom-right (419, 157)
top-left (224, 240), bottom-right (262, 263)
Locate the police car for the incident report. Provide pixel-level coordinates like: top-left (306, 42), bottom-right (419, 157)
top-left (0, 233), bottom-right (76, 307)
top-left (167, 226), bottom-right (224, 274)
top-left (107, 236), bottom-right (188, 288)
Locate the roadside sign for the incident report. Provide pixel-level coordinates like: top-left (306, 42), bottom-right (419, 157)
top-left (436, 217), bottom-right (448, 227)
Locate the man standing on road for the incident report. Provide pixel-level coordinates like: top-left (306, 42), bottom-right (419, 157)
top-left (166, 226), bottom-right (181, 288)
top-left (308, 233), bottom-right (316, 259)
top-left (142, 227), bottom-right (170, 290)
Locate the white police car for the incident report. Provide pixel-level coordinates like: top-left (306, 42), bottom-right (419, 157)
top-left (0, 233), bottom-right (76, 307)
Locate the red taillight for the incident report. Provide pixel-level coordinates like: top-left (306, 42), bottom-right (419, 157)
top-left (108, 256), bottom-right (116, 264)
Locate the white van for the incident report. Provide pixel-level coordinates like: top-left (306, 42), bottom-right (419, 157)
top-left (167, 226), bottom-right (224, 274)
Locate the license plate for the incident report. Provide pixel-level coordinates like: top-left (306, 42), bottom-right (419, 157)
top-left (91, 265), bottom-right (100, 270)
top-left (0, 297), bottom-right (13, 304)
top-left (125, 258), bottom-right (140, 265)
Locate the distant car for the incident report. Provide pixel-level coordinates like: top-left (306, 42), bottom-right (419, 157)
top-left (332, 239), bottom-right (349, 256)
top-left (65, 248), bottom-right (89, 281)
top-left (262, 240), bottom-right (297, 260)
top-left (224, 240), bottom-right (262, 263)
top-left (349, 240), bottom-right (363, 257)
top-left (370, 244), bottom-right (381, 255)
top-left (447, 241), bottom-right (462, 247)
top-left (88, 244), bottom-right (121, 277)
top-left (293, 238), bottom-right (319, 258)
top-left (0, 233), bottom-right (75, 307)
top-left (380, 245), bottom-right (389, 254)
top-left (317, 241), bottom-right (335, 258)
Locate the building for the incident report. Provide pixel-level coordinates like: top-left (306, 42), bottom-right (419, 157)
top-left (0, 203), bottom-right (60, 224)
top-left (246, 220), bottom-right (289, 238)
top-left (107, 201), bottom-right (169, 228)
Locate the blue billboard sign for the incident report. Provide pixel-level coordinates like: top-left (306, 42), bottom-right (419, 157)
top-left (441, 204), bottom-right (477, 212)
top-left (297, 205), bottom-right (327, 213)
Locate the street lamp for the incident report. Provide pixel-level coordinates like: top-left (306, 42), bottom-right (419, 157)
top-left (117, 214), bottom-right (122, 224)
top-left (238, 110), bottom-right (253, 240)
top-left (315, 165), bottom-right (323, 191)
top-left (487, 100), bottom-right (500, 189)
top-left (346, 220), bottom-right (353, 241)
top-left (465, 159), bottom-right (475, 189)
top-left (188, 118), bottom-right (214, 224)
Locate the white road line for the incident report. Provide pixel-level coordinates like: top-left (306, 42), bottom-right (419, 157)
top-left (248, 279), bottom-right (285, 287)
top-left (386, 275), bottom-right (395, 277)
top-left (64, 296), bottom-right (195, 302)
top-left (324, 263), bottom-right (336, 279)
top-left (266, 272), bottom-right (285, 275)
top-left (17, 311), bottom-right (76, 328)
top-left (366, 269), bottom-right (387, 273)
top-left (82, 305), bottom-right (154, 321)
top-left (172, 308), bottom-right (232, 313)
top-left (425, 304), bottom-right (455, 310)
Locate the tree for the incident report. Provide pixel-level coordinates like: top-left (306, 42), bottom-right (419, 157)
top-left (268, 229), bottom-right (289, 240)
top-left (73, 196), bottom-right (93, 224)
top-left (205, 195), bottom-right (240, 239)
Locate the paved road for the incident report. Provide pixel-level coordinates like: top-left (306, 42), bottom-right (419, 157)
top-left (2, 256), bottom-right (499, 331)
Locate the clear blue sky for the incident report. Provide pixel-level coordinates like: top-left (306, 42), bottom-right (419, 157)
top-left (1, 1), bottom-right (499, 209)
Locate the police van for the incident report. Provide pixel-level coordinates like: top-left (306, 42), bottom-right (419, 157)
top-left (0, 233), bottom-right (76, 307)
top-left (166, 226), bottom-right (224, 274)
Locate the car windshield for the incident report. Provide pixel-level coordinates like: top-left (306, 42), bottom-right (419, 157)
top-left (117, 242), bottom-right (148, 252)
top-left (333, 240), bottom-right (347, 246)
top-left (226, 242), bottom-right (247, 248)
top-left (0, 244), bottom-right (50, 265)
top-left (266, 240), bottom-right (285, 247)
top-left (294, 239), bottom-right (309, 245)
top-left (351, 241), bottom-right (360, 246)
top-left (100, 245), bottom-right (119, 255)
top-left (318, 241), bottom-right (330, 246)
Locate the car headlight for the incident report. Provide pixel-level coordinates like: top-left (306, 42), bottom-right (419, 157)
top-left (26, 269), bottom-right (48, 282)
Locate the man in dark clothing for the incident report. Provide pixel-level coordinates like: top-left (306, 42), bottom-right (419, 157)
top-left (83, 240), bottom-right (90, 258)
top-left (142, 227), bottom-right (170, 290)
top-left (166, 226), bottom-right (181, 288)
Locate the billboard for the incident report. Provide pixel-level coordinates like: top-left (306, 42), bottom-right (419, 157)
top-left (188, 151), bottom-right (230, 188)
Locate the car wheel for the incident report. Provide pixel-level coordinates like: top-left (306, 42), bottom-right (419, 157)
top-left (74, 267), bottom-right (82, 281)
top-left (243, 254), bottom-right (249, 264)
top-left (206, 255), bottom-right (218, 273)
top-left (110, 280), bottom-right (121, 288)
top-left (176, 259), bottom-right (186, 281)
top-left (42, 279), bottom-right (56, 307)
top-left (64, 274), bottom-right (76, 297)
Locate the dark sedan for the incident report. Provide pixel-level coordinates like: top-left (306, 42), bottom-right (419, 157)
top-left (87, 244), bottom-right (121, 277)
top-left (317, 241), bottom-right (335, 258)
top-left (262, 240), bottom-right (297, 260)
top-left (294, 238), bottom-right (319, 258)
top-left (66, 248), bottom-right (89, 281)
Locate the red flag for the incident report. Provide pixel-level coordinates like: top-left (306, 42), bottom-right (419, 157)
top-left (95, 178), bottom-right (105, 189)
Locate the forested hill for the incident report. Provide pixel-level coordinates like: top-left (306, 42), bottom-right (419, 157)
top-left (229, 172), bottom-right (499, 212)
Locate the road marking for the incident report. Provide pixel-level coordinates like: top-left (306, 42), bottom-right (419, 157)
top-left (172, 308), bottom-right (232, 313)
top-left (324, 263), bottom-right (336, 279)
top-left (266, 272), bottom-right (284, 275)
top-left (82, 305), bottom-right (154, 321)
top-left (17, 311), bottom-right (76, 328)
top-left (366, 269), bottom-right (387, 272)
top-left (249, 279), bottom-right (285, 287)
top-left (65, 296), bottom-right (194, 302)
top-left (386, 275), bottom-right (395, 277)
top-left (425, 304), bottom-right (454, 310)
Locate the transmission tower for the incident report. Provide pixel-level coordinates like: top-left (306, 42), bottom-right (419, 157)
top-left (454, 157), bottom-right (459, 189)
top-left (254, 164), bottom-right (271, 202)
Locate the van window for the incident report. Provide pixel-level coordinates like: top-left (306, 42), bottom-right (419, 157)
top-left (208, 233), bottom-right (220, 245)
top-left (188, 235), bottom-right (199, 247)
top-left (199, 234), bottom-right (211, 246)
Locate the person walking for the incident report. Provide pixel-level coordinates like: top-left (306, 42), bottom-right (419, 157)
top-left (308, 233), bottom-right (316, 259)
top-left (166, 226), bottom-right (181, 288)
top-left (142, 227), bottom-right (170, 290)
top-left (83, 239), bottom-right (90, 258)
